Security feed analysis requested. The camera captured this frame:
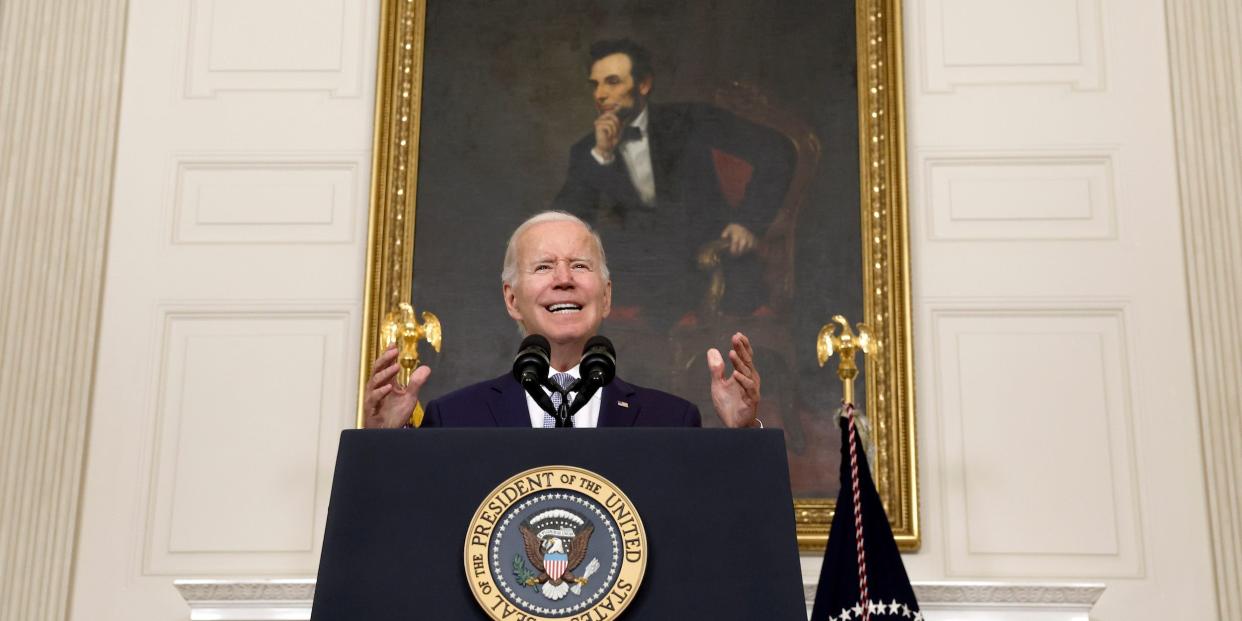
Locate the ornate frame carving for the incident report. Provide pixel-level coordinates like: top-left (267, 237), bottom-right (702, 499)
top-left (358, 0), bottom-right (916, 551)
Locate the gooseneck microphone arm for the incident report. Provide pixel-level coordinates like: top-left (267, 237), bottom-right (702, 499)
top-left (528, 381), bottom-right (561, 422)
top-left (565, 378), bottom-right (592, 417)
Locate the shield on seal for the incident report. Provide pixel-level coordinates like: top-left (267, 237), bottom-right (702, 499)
top-left (544, 551), bottom-right (568, 581)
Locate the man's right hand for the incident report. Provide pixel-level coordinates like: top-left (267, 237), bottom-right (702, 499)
top-left (592, 111), bottom-right (622, 161)
top-left (362, 345), bottom-right (431, 428)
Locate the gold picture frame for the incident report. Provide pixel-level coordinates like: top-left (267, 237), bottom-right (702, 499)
top-left (357, 0), bottom-right (917, 551)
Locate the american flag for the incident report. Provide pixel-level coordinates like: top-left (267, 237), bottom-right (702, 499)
top-left (810, 407), bottom-right (921, 621)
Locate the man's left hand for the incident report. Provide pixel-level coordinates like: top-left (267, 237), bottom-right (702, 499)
top-left (707, 332), bottom-right (762, 428)
top-left (719, 223), bottom-right (757, 256)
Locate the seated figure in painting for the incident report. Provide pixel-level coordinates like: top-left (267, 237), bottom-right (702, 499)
top-left (553, 39), bottom-right (821, 437)
top-left (552, 38), bottom-right (796, 332)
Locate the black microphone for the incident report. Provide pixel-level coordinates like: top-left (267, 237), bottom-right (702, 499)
top-left (580, 335), bottom-right (616, 388)
top-left (513, 334), bottom-right (551, 385)
top-left (567, 336), bottom-right (616, 416)
top-left (513, 335), bottom-right (558, 417)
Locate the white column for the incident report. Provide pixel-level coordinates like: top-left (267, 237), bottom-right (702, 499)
top-left (1167, 1), bottom-right (1242, 619)
top-left (0, 1), bottom-right (127, 619)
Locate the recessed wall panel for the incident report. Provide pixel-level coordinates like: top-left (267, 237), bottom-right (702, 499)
top-left (942, 0), bottom-right (1082, 66)
top-left (956, 331), bottom-right (1118, 556)
top-left (925, 153), bottom-right (1117, 241)
top-left (173, 157), bottom-right (361, 244)
top-left (207, 0), bottom-right (343, 72)
top-left (922, 0), bottom-right (1104, 91)
top-left (933, 307), bottom-right (1143, 577)
top-left (166, 333), bottom-right (324, 553)
top-left (145, 308), bottom-right (352, 574)
top-left (185, 0), bottom-right (366, 96)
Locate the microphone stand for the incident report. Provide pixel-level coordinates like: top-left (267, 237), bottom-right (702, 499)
top-left (539, 377), bottom-right (600, 428)
top-left (565, 380), bottom-right (600, 418)
top-left (520, 376), bottom-right (559, 421)
top-left (518, 374), bottom-right (580, 428)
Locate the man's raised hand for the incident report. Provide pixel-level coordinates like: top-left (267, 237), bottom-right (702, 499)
top-left (706, 332), bottom-right (762, 428)
top-left (362, 345), bottom-right (430, 429)
top-left (592, 112), bottom-right (622, 161)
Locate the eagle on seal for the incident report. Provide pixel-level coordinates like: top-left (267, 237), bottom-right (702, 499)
top-left (519, 523), bottom-right (595, 600)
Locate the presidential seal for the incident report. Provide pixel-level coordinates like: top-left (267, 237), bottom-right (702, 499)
top-left (464, 466), bottom-right (647, 621)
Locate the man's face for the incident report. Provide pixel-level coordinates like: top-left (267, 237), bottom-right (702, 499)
top-left (504, 220), bottom-right (612, 347)
top-left (589, 53), bottom-right (652, 122)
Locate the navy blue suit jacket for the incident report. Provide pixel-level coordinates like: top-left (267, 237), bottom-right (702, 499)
top-left (422, 374), bottom-right (701, 428)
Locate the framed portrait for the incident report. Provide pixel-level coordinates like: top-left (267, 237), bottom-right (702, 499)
top-left (358, 0), bottom-right (916, 550)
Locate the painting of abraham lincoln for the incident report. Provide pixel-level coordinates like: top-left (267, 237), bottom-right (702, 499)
top-left (406, 0), bottom-right (863, 501)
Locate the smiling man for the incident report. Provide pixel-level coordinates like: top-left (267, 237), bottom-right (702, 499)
top-left (362, 211), bottom-right (761, 429)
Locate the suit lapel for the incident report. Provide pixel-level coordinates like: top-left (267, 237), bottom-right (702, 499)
top-left (488, 375), bottom-right (534, 427)
top-left (598, 377), bottom-right (639, 427)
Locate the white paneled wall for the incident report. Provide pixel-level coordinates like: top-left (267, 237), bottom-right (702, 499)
top-left (69, 0), bottom-right (377, 617)
top-left (893, 0), bottom-right (1216, 618)
top-left (65, 0), bottom-right (1223, 619)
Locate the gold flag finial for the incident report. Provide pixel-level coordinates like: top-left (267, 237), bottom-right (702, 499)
top-left (382, 302), bottom-right (442, 388)
top-left (817, 314), bottom-right (874, 405)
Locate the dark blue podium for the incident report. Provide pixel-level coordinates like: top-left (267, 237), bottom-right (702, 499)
top-left (311, 428), bottom-right (804, 620)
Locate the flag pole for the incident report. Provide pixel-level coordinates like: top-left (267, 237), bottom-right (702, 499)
top-left (812, 316), bottom-right (921, 621)
top-left (818, 315), bottom-right (875, 621)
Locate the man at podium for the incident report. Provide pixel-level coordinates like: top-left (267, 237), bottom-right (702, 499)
top-left (361, 211), bottom-right (762, 430)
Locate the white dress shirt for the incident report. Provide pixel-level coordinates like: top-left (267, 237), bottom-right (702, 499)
top-left (523, 364), bottom-right (602, 428)
top-left (591, 106), bottom-right (656, 207)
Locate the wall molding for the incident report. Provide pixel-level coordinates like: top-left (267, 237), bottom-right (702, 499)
top-left (175, 578), bottom-right (316, 603)
top-left (911, 582), bottom-right (1105, 607)
top-left (173, 578), bottom-right (1104, 620)
top-left (1167, 0), bottom-right (1242, 618)
top-left (0, 0), bottom-right (128, 619)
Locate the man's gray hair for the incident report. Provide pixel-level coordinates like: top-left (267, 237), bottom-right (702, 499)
top-left (501, 211), bottom-right (610, 286)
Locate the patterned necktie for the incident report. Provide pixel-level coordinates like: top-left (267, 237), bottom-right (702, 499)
top-left (542, 372), bottom-right (577, 428)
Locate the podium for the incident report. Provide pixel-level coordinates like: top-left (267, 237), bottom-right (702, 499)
top-left (311, 428), bottom-right (805, 620)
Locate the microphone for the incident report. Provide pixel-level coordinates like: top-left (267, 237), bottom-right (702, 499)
top-left (513, 334), bottom-right (551, 385)
top-left (513, 335), bottom-right (558, 417)
top-left (580, 335), bottom-right (616, 388)
top-left (567, 336), bottom-right (616, 416)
